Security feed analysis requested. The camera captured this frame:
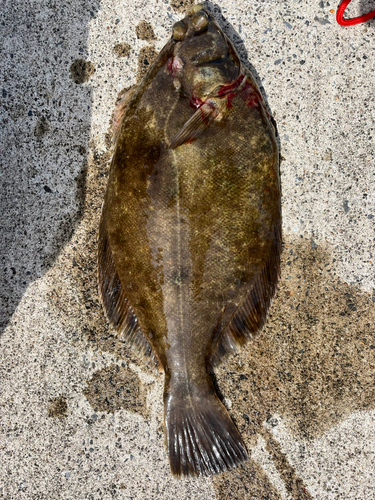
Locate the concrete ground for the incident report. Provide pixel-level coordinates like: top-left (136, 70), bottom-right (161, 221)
top-left (1, 0), bottom-right (374, 498)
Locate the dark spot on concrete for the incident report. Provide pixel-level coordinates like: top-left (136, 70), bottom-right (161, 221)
top-left (213, 459), bottom-right (282, 500)
top-left (260, 427), bottom-right (313, 499)
top-left (170, 0), bottom-right (195, 13)
top-left (83, 364), bottom-right (149, 418)
top-left (113, 42), bottom-right (131, 58)
top-left (135, 20), bottom-right (156, 41)
top-left (34, 116), bottom-right (50, 137)
top-left (343, 200), bottom-right (350, 213)
top-left (69, 59), bottom-right (95, 84)
top-left (48, 395), bottom-right (68, 418)
top-left (314, 16), bottom-right (331, 25)
top-left (137, 46), bottom-right (158, 82)
top-left (44, 185), bottom-right (52, 193)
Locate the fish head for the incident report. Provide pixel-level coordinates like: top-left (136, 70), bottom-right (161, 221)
top-left (169, 4), bottom-right (242, 100)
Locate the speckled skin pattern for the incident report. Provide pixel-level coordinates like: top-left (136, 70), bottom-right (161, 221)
top-left (99, 5), bottom-right (280, 476)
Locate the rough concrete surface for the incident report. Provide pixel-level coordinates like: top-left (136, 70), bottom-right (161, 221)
top-left (1, 0), bottom-right (374, 498)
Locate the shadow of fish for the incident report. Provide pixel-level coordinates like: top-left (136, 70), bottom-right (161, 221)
top-left (98, 3), bottom-right (281, 477)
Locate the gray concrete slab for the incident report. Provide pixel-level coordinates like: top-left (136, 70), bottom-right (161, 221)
top-left (1, 0), bottom-right (374, 499)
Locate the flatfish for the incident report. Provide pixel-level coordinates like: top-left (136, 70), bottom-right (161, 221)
top-left (98, 4), bottom-right (281, 476)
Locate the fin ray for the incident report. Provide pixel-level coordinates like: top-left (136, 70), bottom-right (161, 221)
top-left (165, 382), bottom-right (248, 476)
top-left (98, 220), bottom-right (160, 371)
top-left (111, 86), bottom-right (137, 144)
top-left (169, 100), bottom-right (220, 149)
top-left (210, 221), bottom-right (282, 368)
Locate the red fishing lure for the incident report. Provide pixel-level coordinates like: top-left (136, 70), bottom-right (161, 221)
top-left (337, 0), bottom-right (375, 26)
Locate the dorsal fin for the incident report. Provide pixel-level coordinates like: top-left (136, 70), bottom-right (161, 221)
top-left (209, 222), bottom-right (282, 369)
top-left (98, 221), bottom-right (161, 372)
top-left (111, 86), bottom-right (137, 144)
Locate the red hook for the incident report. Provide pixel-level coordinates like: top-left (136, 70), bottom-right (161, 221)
top-left (336, 0), bottom-right (375, 26)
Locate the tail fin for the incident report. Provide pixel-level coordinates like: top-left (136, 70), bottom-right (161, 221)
top-left (164, 379), bottom-right (248, 477)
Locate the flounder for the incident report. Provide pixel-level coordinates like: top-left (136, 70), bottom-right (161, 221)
top-left (98, 4), bottom-right (281, 477)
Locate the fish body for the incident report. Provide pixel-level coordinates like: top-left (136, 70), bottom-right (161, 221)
top-left (98, 4), bottom-right (281, 477)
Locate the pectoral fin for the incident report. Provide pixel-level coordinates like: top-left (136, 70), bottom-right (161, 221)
top-left (169, 99), bottom-right (220, 149)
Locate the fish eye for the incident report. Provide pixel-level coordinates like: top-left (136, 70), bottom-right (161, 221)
top-left (192, 11), bottom-right (209, 32)
top-left (188, 3), bottom-right (205, 16)
top-left (172, 21), bottom-right (187, 41)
